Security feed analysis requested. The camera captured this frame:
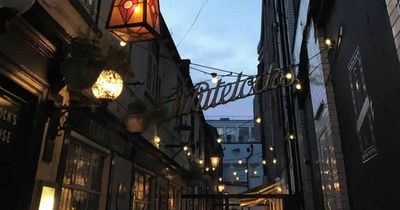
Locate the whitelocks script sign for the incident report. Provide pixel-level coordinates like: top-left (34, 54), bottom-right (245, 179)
top-left (170, 66), bottom-right (295, 117)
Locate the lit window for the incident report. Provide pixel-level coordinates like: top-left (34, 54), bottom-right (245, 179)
top-left (133, 171), bottom-right (152, 210)
top-left (59, 141), bottom-right (107, 210)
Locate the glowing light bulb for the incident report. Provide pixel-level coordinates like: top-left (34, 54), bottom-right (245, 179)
top-left (217, 137), bottom-right (222, 144)
top-left (269, 146), bottom-right (274, 151)
top-left (244, 169), bottom-right (248, 173)
top-left (219, 177), bottom-right (223, 182)
top-left (233, 171), bottom-right (237, 176)
top-left (253, 171), bottom-right (257, 175)
top-left (262, 160), bottom-right (267, 165)
top-left (273, 158), bottom-right (277, 164)
top-left (183, 145), bottom-right (189, 151)
top-left (120, 40), bottom-right (127, 47)
top-left (211, 73), bottom-right (218, 83)
top-left (285, 72), bottom-right (293, 80)
top-left (235, 176), bottom-right (239, 181)
top-left (255, 117), bottom-right (261, 124)
top-left (205, 167), bottom-right (210, 171)
top-left (289, 134), bottom-right (295, 140)
top-left (238, 160), bottom-right (243, 164)
top-left (199, 159), bottom-right (204, 165)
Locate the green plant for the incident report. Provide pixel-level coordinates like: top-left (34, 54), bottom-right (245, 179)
top-left (60, 34), bottom-right (131, 91)
top-left (145, 98), bottom-right (170, 128)
top-left (60, 35), bottom-right (104, 90)
top-left (127, 100), bottom-right (148, 114)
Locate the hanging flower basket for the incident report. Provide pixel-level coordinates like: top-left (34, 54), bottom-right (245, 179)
top-left (125, 100), bottom-right (148, 133)
top-left (60, 35), bottom-right (104, 91)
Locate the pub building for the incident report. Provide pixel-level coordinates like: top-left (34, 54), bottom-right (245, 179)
top-left (0, 1), bottom-right (220, 210)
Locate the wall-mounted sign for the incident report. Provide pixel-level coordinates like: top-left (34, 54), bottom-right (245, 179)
top-left (171, 65), bottom-right (294, 117)
top-left (0, 95), bottom-right (20, 145)
top-left (347, 47), bottom-right (378, 163)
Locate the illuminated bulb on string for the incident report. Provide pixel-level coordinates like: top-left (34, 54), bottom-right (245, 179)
top-left (253, 171), bottom-right (257, 175)
top-left (199, 159), bottom-right (204, 165)
top-left (205, 167), bottom-right (210, 172)
top-left (183, 145), bottom-right (189, 151)
top-left (233, 171), bottom-right (237, 176)
top-left (284, 69), bottom-right (293, 80)
top-left (187, 151), bottom-right (191, 156)
top-left (211, 73), bottom-right (218, 84)
top-left (294, 80), bottom-right (302, 90)
top-left (262, 160), bottom-right (267, 165)
top-left (269, 146), bottom-right (274, 151)
top-left (273, 158), bottom-right (277, 164)
top-left (120, 40), bottom-right (127, 47)
top-left (255, 117), bottom-right (261, 124)
top-left (219, 177), bottom-right (223, 182)
top-left (289, 134), bottom-right (295, 140)
top-left (244, 169), bottom-right (248, 173)
top-left (212, 167), bottom-right (216, 171)
top-left (238, 160), bottom-right (243, 164)
top-left (217, 137), bottom-right (222, 144)
top-left (325, 38), bottom-right (335, 48)
top-left (235, 176), bottom-right (239, 181)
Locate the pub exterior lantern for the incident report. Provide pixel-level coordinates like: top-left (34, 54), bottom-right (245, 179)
top-left (106, 0), bottom-right (160, 42)
top-left (92, 70), bottom-right (124, 102)
top-left (210, 156), bottom-right (220, 169)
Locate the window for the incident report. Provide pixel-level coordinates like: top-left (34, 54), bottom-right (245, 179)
top-left (225, 127), bottom-right (236, 142)
top-left (239, 127), bottom-right (249, 142)
top-left (133, 172), bottom-right (152, 210)
top-left (59, 141), bottom-right (106, 210)
top-left (168, 185), bottom-right (180, 210)
top-left (251, 127), bottom-right (256, 141)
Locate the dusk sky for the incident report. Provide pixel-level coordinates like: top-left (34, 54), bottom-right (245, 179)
top-left (159, 0), bottom-right (261, 119)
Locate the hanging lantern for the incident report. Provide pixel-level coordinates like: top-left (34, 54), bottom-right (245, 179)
top-left (210, 156), bottom-right (220, 168)
top-left (91, 70), bottom-right (124, 102)
top-left (106, 0), bottom-right (160, 42)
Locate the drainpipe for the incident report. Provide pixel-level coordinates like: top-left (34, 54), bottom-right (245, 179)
top-left (246, 144), bottom-right (254, 189)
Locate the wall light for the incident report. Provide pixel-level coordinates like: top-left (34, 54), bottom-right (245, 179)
top-left (38, 185), bottom-right (55, 210)
top-left (210, 156), bottom-right (220, 168)
top-left (218, 183), bottom-right (225, 193)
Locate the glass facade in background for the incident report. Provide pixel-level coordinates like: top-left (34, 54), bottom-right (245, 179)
top-left (59, 142), bottom-right (105, 210)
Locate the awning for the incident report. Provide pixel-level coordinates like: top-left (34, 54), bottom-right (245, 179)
top-left (239, 180), bottom-right (281, 207)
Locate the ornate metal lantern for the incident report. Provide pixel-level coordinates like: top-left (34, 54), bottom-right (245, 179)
top-left (106, 0), bottom-right (160, 42)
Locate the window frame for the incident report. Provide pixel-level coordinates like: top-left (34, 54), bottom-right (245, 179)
top-left (58, 131), bottom-right (111, 210)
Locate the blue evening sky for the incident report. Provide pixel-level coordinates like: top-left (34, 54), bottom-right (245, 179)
top-left (159, 0), bottom-right (261, 119)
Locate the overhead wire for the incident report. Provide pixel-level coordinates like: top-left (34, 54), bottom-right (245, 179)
top-left (176, 0), bottom-right (209, 47)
